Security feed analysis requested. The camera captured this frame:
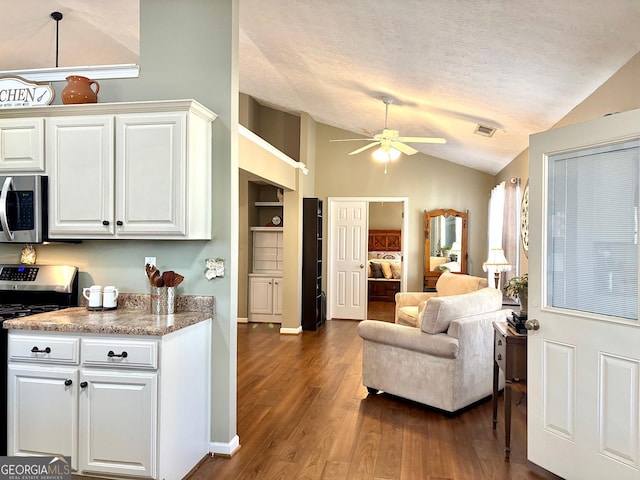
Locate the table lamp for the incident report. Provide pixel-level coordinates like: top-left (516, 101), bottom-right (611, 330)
top-left (482, 248), bottom-right (511, 289)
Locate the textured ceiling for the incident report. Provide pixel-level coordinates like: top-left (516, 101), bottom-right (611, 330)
top-left (2, 1), bottom-right (640, 174)
top-left (239, 0), bottom-right (640, 174)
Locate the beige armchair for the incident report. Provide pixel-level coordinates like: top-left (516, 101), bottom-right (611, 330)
top-left (395, 271), bottom-right (488, 326)
top-left (358, 286), bottom-right (507, 413)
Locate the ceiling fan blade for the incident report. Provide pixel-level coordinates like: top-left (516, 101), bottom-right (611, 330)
top-left (397, 136), bottom-right (447, 144)
top-left (330, 138), bottom-right (375, 142)
top-left (349, 142), bottom-right (380, 155)
top-left (391, 141), bottom-right (418, 155)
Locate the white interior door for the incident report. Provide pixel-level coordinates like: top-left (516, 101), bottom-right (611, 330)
top-left (329, 199), bottom-right (367, 319)
top-left (528, 109), bottom-right (640, 479)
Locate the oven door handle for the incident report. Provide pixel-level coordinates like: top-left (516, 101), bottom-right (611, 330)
top-left (0, 176), bottom-right (15, 241)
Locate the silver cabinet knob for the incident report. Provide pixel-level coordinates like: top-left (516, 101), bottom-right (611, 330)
top-left (525, 318), bottom-right (540, 331)
top-left (360, 264), bottom-right (365, 268)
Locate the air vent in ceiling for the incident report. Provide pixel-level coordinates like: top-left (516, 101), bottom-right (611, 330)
top-left (474, 124), bottom-right (496, 137)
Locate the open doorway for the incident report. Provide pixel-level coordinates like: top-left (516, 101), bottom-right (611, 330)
top-left (367, 200), bottom-right (403, 322)
top-left (327, 196), bottom-right (408, 322)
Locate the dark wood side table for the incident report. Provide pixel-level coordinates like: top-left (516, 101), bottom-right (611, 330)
top-left (492, 321), bottom-right (527, 461)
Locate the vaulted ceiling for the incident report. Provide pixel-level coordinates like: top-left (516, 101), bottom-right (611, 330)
top-left (3, 1), bottom-right (640, 174)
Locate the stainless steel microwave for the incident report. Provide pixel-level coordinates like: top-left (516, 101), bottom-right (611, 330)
top-left (0, 175), bottom-right (47, 243)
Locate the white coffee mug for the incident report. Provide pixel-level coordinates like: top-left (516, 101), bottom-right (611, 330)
top-left (83, 285), bottom-right (103, 308)
top-left (103, 286), bottom-right (119, 309)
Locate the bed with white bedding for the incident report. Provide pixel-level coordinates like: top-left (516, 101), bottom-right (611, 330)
top-left (368, 252), bottom-right (402, 302)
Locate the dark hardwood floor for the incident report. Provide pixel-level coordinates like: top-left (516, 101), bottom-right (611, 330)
top-left (188, 317), bottom-right (561, 480)
top-left (366, 300), bottom-right (396, 322)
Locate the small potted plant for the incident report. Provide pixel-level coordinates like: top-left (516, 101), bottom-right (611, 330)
top-left (440, 245), bottom-right (452, 258)
top-left (504, 273), bottom-right (528, 314)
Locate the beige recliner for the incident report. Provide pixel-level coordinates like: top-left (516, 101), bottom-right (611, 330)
top-left (395, 271), bottom-right (488, 327)
top-left (358, 286), bottom-right (507, 413)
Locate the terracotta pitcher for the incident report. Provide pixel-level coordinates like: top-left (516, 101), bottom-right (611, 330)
top-left (61, 75), bottom-right (100, 104)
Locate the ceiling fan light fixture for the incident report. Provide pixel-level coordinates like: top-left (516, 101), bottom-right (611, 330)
top-left (373, 146), bottom-right (400, 162)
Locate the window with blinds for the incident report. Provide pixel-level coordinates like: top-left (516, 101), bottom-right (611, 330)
top-left (547, 139), bottom-right (639, 321)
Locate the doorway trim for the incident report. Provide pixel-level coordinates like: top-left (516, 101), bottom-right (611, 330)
top-left (327, 196), bottom-right (409, 320)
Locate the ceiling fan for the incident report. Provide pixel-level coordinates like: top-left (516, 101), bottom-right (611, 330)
top-left (331, 96), bottom-right (447, 157)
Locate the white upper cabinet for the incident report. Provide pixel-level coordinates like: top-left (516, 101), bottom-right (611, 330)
top-left (115, 113), bottom-right (186, 237)
top-left (0, 118), bottom-right (45, 172)
top-left (47, 115), bottom-right (115, 236)
top-left (1, 100), bottom-right (216, 240)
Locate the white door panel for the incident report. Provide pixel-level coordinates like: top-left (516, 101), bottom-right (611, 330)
top-left (528, 108), bottom-right (640, 479)
top-left (330, 200), bottom-right (367, 319)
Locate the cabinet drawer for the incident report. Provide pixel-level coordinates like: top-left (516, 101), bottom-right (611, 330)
top-left (82, 338), bottom-right (158, 369)
top-left (8, 334), bottom-right (79, 364)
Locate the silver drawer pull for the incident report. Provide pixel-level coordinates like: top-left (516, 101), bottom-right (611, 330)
top-left (107, 350), bottom-right (128, 358)
top-left (31, 346), bottom-right (51, 354)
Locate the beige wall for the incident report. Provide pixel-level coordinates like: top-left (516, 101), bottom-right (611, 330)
top-left (314, 123), bottom-right (496, 292)
top-left (238, 94), bottom-right (301, 161)
top-left (300, 112), bottom-right (317, 196)
top-left (496, 51), bottom-right (640, 276)
top-left (239, 92), bottom-right (260, 132)
top-left (369, 202), bottom-right (403, 230)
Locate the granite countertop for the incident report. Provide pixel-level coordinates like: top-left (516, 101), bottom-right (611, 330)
top-left (2, 293), bottom-right (215, 336)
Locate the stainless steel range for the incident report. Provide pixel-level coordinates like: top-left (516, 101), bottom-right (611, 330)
top-left (0, 264), bottom-right (78, 456)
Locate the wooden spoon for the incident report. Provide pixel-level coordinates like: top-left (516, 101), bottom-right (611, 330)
top-left (172, 273), bottom-right (184, 287)
top-left (162, 271), bottom-right (176, 287)
top-left (150, 269), bottom-right (164, 287)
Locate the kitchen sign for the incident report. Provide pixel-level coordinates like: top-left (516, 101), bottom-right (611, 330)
top-left (0, 76), bottom-right (54, 108)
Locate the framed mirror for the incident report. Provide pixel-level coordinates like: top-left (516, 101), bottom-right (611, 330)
top-left (424, 209), bottom-right (468, 290)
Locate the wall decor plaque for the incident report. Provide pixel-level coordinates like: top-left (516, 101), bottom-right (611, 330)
top-left (0, 75), bottom-right (54, 108)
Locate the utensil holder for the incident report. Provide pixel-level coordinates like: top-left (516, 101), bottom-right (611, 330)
top-left (150, 286), bottom-right (176, 314)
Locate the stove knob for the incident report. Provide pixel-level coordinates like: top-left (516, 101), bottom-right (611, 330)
top-left (64, 379), bottom-right (72, 386)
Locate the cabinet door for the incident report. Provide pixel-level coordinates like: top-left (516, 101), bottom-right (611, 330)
top-left (7, 364), bottom-right (78, 471)
top-left (0, 118), bottom-right (44, 172)
top-left (273, 277), bottom-right (284, 315)
top-left (79, 369), bottom-right (157, 478)
top-left (47, 116), bottom-right (115, 237)
top-left (249, 276), bottom-right (274, 315)
top-left (115, 113), bottom-right (186, 236)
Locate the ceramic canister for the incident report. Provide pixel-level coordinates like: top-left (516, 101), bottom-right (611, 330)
top-left (103, 286), bottom-right (119, 309)
top-left (83, 285), bottom-right (103, 308)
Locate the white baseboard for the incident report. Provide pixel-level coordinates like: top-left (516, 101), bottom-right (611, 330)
top-left (279, 325), bottom-right (302, 335)
top-left (210, 435), bottom-right (240, 457)
top-left (237, 317), bottom-right (248, 324)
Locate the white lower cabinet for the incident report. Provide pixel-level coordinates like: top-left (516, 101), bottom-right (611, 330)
top-left (79, 369), bottom-right (157, 477)
top-left (249, 274), bottom-right (283, 322)
top-left (7, 320), bottom-right (211, 479)
top-left (8, 364), bottom-right (79, 470)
